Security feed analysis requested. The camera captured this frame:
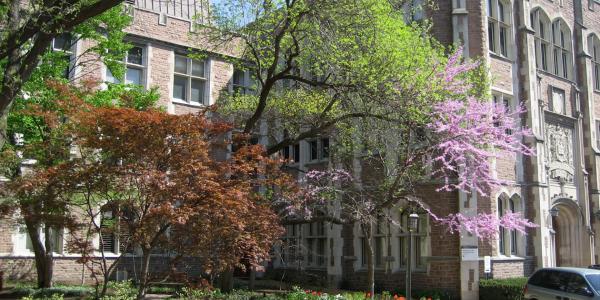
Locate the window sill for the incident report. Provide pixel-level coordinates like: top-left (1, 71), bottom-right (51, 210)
top-left (305, 159), bottom-right (329, 166)
top-left (171, 99), bottom-right (205, 108)
top-left (536, 69), bottom-right (574, 83)
top-left (493, 255), bottom-right (526, 261)
top-left (489, 52), bottom-right (513, 63)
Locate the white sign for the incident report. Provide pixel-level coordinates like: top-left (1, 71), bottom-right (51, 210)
top-left (484, 256), bottom-right (491, 273)
top-left (461, 246), bottom-right (479, 261)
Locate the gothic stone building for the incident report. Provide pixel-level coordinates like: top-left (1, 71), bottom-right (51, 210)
top-left (1, 0), bottom-right (600, 299)
top-left (272, 0), bottom-right (600, 299)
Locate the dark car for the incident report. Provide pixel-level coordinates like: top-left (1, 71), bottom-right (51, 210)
top-left (524, 267), bottom-right (600, 300)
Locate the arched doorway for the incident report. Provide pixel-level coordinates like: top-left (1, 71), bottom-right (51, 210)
top-left (552, 201), bottom-right (583, 267)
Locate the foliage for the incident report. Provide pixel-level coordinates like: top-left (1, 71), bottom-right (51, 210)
top-left (21, 294), bottom-right (64, 300)
top-left (210, 0), bottom-right (445, 156)
top-left (176, 287), bottom-right (279, 299)
top-left (0, 0), bottom-right (125, 148)
top-left (479, 278), bottom-right (527, 300)
top-left (13, 282), bottom-right (93, 299)
top-left (35, 84), bottom-right (290, 298)
top-left (101, 280), bottom-right (137, 300)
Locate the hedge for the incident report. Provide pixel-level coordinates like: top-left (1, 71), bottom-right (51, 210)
top-left (479, 277), bottom-right (528, 300)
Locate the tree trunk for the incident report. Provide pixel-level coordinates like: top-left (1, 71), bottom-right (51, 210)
top-left (136, 249), bottom-right (152, 300)
top-left (249, 266), bottom-right (256, 291)
top-left (0, 105), bottom-right (10, 150)
top-left (24, 220), bottom-right (52, 288)
top-left (362, 223), bottom-right (375, 299)
top-left (43, 226), bottom-right (54, 289)
top-left (218, 269), bottom-right (234, 293)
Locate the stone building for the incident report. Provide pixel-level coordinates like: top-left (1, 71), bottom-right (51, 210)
top-left (270, 0), bottom-right (600, 299)
top-left (1, 0), bottom-right (600, 299)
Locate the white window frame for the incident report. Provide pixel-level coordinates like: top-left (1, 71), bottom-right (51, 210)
top-left (396, 211), bottom-right (428, 271)
top-left (230, 68), bottom-right (256, 95)
top-left (497, 194), bottom-right (524, 257)
top-left (493, 92), bottom-right (514, 134)
top-left (304, 221), bottom-right (327, 268)
top-left (106, 44), bottom-right (148, 87)
top-left (307, 138), bottom-right (330, 162)
top-left (12, 225), bottom-right (64, 256)
top-left (51, 32), bottom-right (76, 80)
top-left (487, 0), bottom-right (511, 58)
top-left (531, 9), bottom-right (552, 72)
top-left (172, 54), bottom-right (209, 105)
top-left (402, 0), bottom-right (424, 23)
top-left (589, 35), bottom-right (600, 91)
top-left (549, 86), bottom-right (566, 114)
top-left (281, 224), bottom-right (301, 268)
top-left (359, 219), bottom-right (388, 270)
top-left (596, 120), bottom-right (600, 149)
top-left (551, 20), bottom-right (572, 79)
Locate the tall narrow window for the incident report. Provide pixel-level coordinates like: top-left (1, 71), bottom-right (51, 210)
top-left (51, 32), bottom-right (75, 79)
top-left (551, 20), bottom-right (572, 79)
top-left (487, 0), bottom-right (511, 57)
top-left (498, 195), bottom-right (523, 256)
top-left (493, 93), bottom-right (513, 134)
top-left (509, 199), bottom-right (517, 255)
top-left (590, 35), bottom-right (600, 91)
top-left (232, 68), bottom-right (256, 95)
top-left (173, 55), bottom-right (208, 105)
top-left (106, 45), bottom-right (146, 86)
top-left (532, 9), bottom-right (551, 72)
top-left (398, 210), bottom-right (428, 269)
top-left (498, 198), bottom-right (506, 255)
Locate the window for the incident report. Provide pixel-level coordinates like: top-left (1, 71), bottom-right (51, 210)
top-left (305, 221), bottom-right (327, 268)
top-left (493, 93), bottom-right (513, 134)
top-left (590, 35), bottom-right (600, 91)
top-left (321, 138), bottom-right (330, 159)
top-left (403, 0), bottom-right (424, 23)
top-left (308, 138), bottom-right (330, 162)
top-left (549, 86), bottom-right (566, 114)
top-left (497, 194), bottom-right (522, 256)
top-left (51, 32), bottom-right (75, 79)
top-left (231, 68), bottom-right (256, 95)
top-left (360, 223), bottom-right (386, 269)
top-left (397, 211), bottom-right (428, 269)
top-left (281, 224), bottom-right (300, 267)
top-left (551, 20), bottom-right (572, 79)
top-left (596, 121), bottom-right (600, 148)
top-left (173, 55), bottom-right (208, 105)
top-left (106, 45), bottom-right (146, 86)
top-left (531, 9), bottom-right (551, 72)
top-left (308, 138), bottom-right (329, 161)
top-left (487, 0), bottom-right (511, 57)
top-left (99, 210), bottom-right (132, 254)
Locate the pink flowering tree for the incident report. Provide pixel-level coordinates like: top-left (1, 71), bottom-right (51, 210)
top-left (279, 47), bottom-right (537, 297)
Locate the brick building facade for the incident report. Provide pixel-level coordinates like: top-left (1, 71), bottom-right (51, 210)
top-left (1, 0), bottom-right (600, 299)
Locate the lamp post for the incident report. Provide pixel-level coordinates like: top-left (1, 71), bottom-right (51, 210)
top-left (406, 213), bottom-right (419, 300)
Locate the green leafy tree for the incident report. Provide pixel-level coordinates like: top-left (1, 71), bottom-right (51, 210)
top-left (0, 0), bottom-right (127, 148)
top-left (0, 6), bottom-right (160, 285)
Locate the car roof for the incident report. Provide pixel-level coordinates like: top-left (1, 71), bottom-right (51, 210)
top-left (534, 267), bottom-right (600, 275)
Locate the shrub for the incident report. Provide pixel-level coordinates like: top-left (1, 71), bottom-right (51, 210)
top-left (21, 293), bottom-right (64, 300)
top-left (101, 280), bottom-right (137, 300)
top-left (479, 277), bottom-right (527, 300)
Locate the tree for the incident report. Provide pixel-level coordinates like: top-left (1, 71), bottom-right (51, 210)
top-left (0, 0), bottom-right (128, 148)
top-left (279, 47), bottom-right (537, 297)
top-left (0, 78), bottom-right (158, 289)
top-left (62, 103), bottom-right (288, 299)
top-left (209, 0), bottom-right (440, 154)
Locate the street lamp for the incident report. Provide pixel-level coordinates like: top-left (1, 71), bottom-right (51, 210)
top-left (406, 213), bottom-right (419, 300)
top-left (549, 207), bottom-right (559, 217)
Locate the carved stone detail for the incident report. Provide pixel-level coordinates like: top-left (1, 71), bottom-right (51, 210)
top-left (546, 123), bottom-right (575, 183)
